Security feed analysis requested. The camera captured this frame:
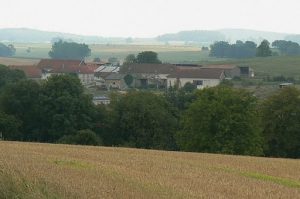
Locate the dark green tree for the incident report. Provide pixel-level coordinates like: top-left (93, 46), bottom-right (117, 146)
top-left (256, 40), bottom-right (272, 57)
top-left (110, 91), bottom-right (178, 150)
top-left (123, 54), bottom-right (137, 64)
top-left (272, 40), bottom-right (300, 55)
top-left (39, 75), bottom-right (95, 141)
top-left (261, 87), bottom-right (300, 158)
top-left (48, 40), bottom-right (91, 60)
top-left (165, 86), bottom-right (197, 111)
top-left (136, 51), bottom-right (162, 64)
top-left (177, 86), bottom-right (263, 156)
top-left (124, 74), bottom-right (134, 87)
top-left (58, 129), bottom-right (102, 146)
top-left (0, 64), bottom-right (26, 89)
top-left (0, 112), bottom-right (21, 140)
top-left (0, 80), bottom-right (41, 141)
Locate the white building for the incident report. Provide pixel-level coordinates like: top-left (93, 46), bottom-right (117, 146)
top-left (167, 68), bottom-right (225, 89)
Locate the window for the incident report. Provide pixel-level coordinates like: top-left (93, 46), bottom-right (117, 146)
top-left (193, 80), bottom-right (203, 86)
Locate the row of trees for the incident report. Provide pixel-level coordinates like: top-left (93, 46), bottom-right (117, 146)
top-left (0, 65), bottom-right (299, 158)
top-left (0, 43), bottom-right (16, 57)
top-left (123, 51), bottom-right (162, 64)
top-left (272, 40), bottom-right (300, 55)
top-left (210, 40), bottom-right (272, 58)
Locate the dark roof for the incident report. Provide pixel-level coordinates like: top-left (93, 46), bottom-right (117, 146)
top-left (120, 63), bottom-right (176, 74)
top-left (105, 73), bottom-right (125, 80)
top-left (201, 64), bottom-right (237, 69)
top-left (9, 65), bottom-right (42, 78)
top-left (168, 68), bottom-right (224, 79)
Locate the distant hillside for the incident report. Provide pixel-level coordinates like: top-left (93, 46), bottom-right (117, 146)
top-left (0, 28), bottom-right (125, 43)
top-left (1, 28), bottom-right (300, 44)
top-left (219, 29), bottom-right (289, 43)
top-left (157, 30), bottom-right (226, 44)
top-left (157, 29), bottom-right (297, 44)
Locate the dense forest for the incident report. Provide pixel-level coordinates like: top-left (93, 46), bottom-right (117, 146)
top-left (0, 65), bottom-right (299, 158)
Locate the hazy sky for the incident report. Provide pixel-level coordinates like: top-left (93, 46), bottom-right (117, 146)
top-left (1, 0), bottom-right (300, 37)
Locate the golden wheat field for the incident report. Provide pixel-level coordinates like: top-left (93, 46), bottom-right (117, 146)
top-left (0, 141), bottom-right (300, 199)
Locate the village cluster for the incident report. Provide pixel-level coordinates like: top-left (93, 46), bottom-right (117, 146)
top-left (9, 59), bottom-right (254, 104)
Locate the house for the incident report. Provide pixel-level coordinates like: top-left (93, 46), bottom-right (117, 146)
top-left (105, 73), bottom-right (126, 90)
top-left (37, 59), bottom-right (97, 85)
top-left (167, 68), bottom-right (225, 89)
top-left (8, 65), bottom-right (42, 80)
top-left (94, 64), bottom-right (120, 86)
top-left (120, 63), bottom-right (177, 88)
top-left (92, 96), bottom-right (110, 105)
top-left (279, 83), bottom-right (294, 88)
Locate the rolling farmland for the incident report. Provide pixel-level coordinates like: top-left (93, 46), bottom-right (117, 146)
top-left (1, 141), bottom-right (299, 198)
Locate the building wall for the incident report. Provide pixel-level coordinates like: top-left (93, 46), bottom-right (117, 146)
top-left (78, 73), bottom-right (94, 85)
top-left (105, 79), bottom-right (127, 90)
top-left (167, 77), bottom-right (221, 89)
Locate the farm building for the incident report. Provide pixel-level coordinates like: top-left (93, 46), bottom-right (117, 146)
top-left (167, 68), bottom-right (225, 89)
top-left (37, 59), bottom-right (97, 85)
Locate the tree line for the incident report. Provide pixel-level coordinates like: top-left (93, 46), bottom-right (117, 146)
top-left (209, 40), bottom-right (272, 58)
top-left (210, 39), bottom-right (300, 58)
top-left (0, 65), bottom-right (299, 158)
top-left (0, 43), bottom-right (16, 57)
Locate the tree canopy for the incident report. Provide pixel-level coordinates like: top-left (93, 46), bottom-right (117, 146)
top-left (0, 43), bottom-right (16, 57)
top-left (210, 41), bottom-right (257, 58)
top-left (272, 40), bottom-right (300, 55)
top-left (261, 87), bottom-right (300, 158)
top-left (136, 51), bottom-right (162, 64)
top-left (256, 40), bottom-right (272, 57)
top-left (177, 86), bottom-right (263, 156)
top-left (109, 91), bottom-right (178, 150)
top-left (48, 40), bottom-right (91, 60)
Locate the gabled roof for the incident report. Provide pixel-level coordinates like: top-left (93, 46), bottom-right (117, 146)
top-left (201, 64), bottom-right (237, 69)
top-left (9, 65), bottom-right (42, 78)
top-left (95, 66), bottom-right (120, 73)
top-left (37, 59), bottom-right (85, 69)
top-left (120, 63), bottom-right (176, 74)
top-left (105, 73), bottom-right (125, 80)
top-left (37, 59), bottom-right (95, 74)
top-left (168, 68), bottom-right (225, 79)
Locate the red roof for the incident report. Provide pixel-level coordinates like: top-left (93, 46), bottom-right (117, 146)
top-left (9, 65), bottom-right (42, 78)
top-left (37, 59), bottom-right (94, 74)
top-left (37, 59), bottom-right (84, 69)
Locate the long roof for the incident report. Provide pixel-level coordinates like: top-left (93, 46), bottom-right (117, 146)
top-left (9, 65), bottom-right (42, 78)
top-left (37, 59), bottom-right (94, 74)
top-left (168, 68), bottom-right (224, 79)
top-left (120, 63), bottom-right (176, 74)
top-left (37, 59), bottom-right (85, 69)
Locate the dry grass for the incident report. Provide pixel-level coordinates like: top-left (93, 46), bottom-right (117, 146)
top-left (0, 57), bottom-right (39, 66)
top-left (0, 141), bottom-right (299, 199)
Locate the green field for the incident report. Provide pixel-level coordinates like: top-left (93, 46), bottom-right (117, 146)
top-left (203, 56), bottom-right (300, 79)
top-left (10, 43), bottom-right (226, 63)
top-left (1, 141), bottom-right (300, 199)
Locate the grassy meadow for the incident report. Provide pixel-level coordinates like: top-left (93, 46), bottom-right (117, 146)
top-left (9, 43), bottom-right (226, 63)
top-left (1, 141), bottom-right (300, 199)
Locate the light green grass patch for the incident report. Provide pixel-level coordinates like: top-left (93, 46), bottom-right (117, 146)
top-left (215, 166), bottom-right (300, 189)
top-left (241, 171), bottom-right (300, 189)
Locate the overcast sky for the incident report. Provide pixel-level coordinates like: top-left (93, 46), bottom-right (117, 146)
top-left (1, 0), bottom-right (300, 37)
